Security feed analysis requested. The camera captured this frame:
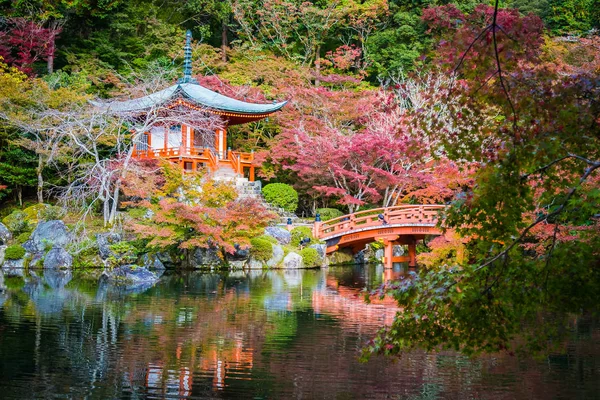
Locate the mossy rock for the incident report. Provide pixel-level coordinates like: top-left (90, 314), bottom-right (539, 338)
top-left (328, 248), bottom-right (355, 265)
top-left (300, 247), bottom-right (321, 267)
top-left (2, 211), bottom-right (31, 234)
top-left (290, 226), bottom-right (314, 247)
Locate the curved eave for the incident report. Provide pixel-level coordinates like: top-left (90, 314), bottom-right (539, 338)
top-left (93, 82), bottom-right (287, 116)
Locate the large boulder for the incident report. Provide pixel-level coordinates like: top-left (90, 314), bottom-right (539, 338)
top-left (266, 244), bottom-right (284, 268)
top-left (264, 227), bottom-right (291, 245)
top-left (188, 247), bottom-right (222, 268)
top-left (327, 248), bottom-right (355, 265)
top-left (0, 222), bottom-right (11, 245)
top-left (96, 232), bottom-right (121, 260)
top-left (100, 265), bottom-right (160, 289)
top-left (226, 245), bottom-right (250, 262)
top-left (247, 258), bottom-right (264, 269)
top-left (283, 252), bottom-right (303, 269)
top-left (139, 253), bottom-right (166, 271)
top-left (309, 244), bottom-right (326, 259)
top-left (0, 245), bottom-right (6, 266)
top-left (24, 220), bottom-right (71, 254)
top-left (43, 246), bottom-right (73, 270)
top-left (2, 258), bottom-right (24, 277)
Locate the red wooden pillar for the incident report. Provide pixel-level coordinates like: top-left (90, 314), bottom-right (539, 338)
top-left (164, 126), bottom-right (168, 150)
top-left (383, 240), bottom-right (393, 269)
top-left (250, 166), bottom-right (255, 182)
top-left (408, 240), bottom-right (417, 267)
top-left (181, 124), bottom-right (187, 154)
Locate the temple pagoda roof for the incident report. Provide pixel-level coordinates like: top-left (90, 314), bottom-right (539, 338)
top-left (96, 30), bottom-right (286, 117)
top-left (98, 82), bottom-right (287, 115)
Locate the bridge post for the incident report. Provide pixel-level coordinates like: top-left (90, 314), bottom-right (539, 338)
top-left (408, 241), bottom-right (417, 267)
top-left (383, 240), bottom-right (393, 270)
top-left (312, 221), bottom-right (322, 239)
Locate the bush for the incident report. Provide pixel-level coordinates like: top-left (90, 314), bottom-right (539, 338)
top-left (250, 237), bottom-right (273, 261)
top-left (2, 211), bottom-right (31, 234)
top-left (262, 183), bottom-right (298, 213)
top-left (39, 205), bottom-right (66, 221)
top-left (5, 244), bottom-right (26, 260)
top-left (300, 247), bottom-right (321, 267)
top-left (257, 234), bottom-right (278, 244)
top-left (316, 208), bottom-right (344, 221)
top-left (15, 232), bottom-right (31, 244)
top-left (290, 226), bottom-right (314, 247)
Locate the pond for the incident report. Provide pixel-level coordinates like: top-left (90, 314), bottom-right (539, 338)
top-left (0, 265), bottom-right (598, 399)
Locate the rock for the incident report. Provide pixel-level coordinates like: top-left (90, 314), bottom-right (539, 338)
top-left (101, 265), bottom-right (160, 289)
top-left (247, 258), bottom-right (264, 269)
top-left (228, 260), bottom-right (246, 270)
top-left (96, 232), bottom-right (121, 260)
top-left (393, 245), bottom-right (404, 257)
top-left (156, 250), bottom-right (177, 267)
top-left (375, 249), bottom-right (384, 261)
top-left (266, 244), bottom-right (284, 268)
top-left (354, 250), bottom-right (365, 264)
top-left (0, 223), bottom-right (11, 245)
top-left (0, 270), bottom-right (4, 291)
top-left (327, 248), bottom-right (355, 265)
top-left (28, 252), bottom-right (45, 269)
top-left (283, 252), bottom-right (303, 269)
top-left (24, 220), bottom-right (71, 254)
top-left (189, 247), bottom-right (222, 267)
top-left (264, 227), bottom-right (291, 245)
top-left (139, 253), bottom-right (166, 271)
top-left (226, 245), bottom-right (250, 262)
top-left (43, 246), bottom-right (73, 270)
top-left (309, 244), bottom-right (326, 259)
top-left (0, 245), bottom-right (5, 266)
top-left (2, 258), bottom-right (24, 276)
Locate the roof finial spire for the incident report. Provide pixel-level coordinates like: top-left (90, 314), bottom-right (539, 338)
top-left (178, 30), bottom-right (197, 84)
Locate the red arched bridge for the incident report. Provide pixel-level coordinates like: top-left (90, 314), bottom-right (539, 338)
top-left (312, 205), bottom-right (446, 269)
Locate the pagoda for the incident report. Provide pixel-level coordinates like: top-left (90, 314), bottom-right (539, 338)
top-left (99, 31), bottom-right (286, 181)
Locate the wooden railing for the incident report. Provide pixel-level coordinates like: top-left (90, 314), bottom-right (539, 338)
top-left (314, 205), bottom-right (446, 239)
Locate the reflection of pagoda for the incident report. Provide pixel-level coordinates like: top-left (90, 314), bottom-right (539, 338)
top-left (102, 31), bottom-right (286, 181)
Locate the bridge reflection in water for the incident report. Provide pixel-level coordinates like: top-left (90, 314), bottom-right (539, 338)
top-left (313, 205), bottom-right (446, 268)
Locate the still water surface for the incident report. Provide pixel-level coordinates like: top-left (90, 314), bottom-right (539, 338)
top-left (0, 265), bottom-right (598, 399)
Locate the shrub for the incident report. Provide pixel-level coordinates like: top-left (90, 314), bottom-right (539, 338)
top-left (250, 237), bottom-right (273, 261)
top-left (291, 226), bottom-right (314, 247)
top-left (39, 205), bottom-right (66, 221)
top-left (5, 244), bottom-right (26, 260)
top-left (2, 211), bottom-right (31, 234)
top-left (316, 208), bottom-right (344, 221)
top-left (257, 234), bottom-right (278, 244)
top-left (300, 247), bottom-right (321, 267)
top-left (262, 183), bottom-right (298, 213)
top-left (15, 232), bottom-right (31, 244)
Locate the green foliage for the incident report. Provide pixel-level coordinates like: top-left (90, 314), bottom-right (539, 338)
top-left (2, 210), bottom-right (31, 234)
top-left (39, 205), bottom-right (66, 221)
top-left (250, 237), bottom-right (273, 261)
top-left (5, 244), bottom-right (25, 260)
top-left (316, 207), bottom-right (344, 221)
top-left (257, 234), bottom-right (278, 244)
top-left (290, 226), bottom-right (313, 247)
top-left (4, 276), bottom-right (25, 290)
top-left (107, 242), bottom-right (138, 267)
top-left (15, 231), bottom-right (31, 244)
top-left (262, 183), bottom-right (298, 213)
top-left (299, 247), bottom-right (320, 267)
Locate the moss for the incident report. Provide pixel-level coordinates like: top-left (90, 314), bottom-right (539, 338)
top-left (2, 211), bottom-right (31, 234)
top-left (290, 226), bottom-right (314, 247)
top-left (5, 244), bottom-right (26, 260)
top-left (257, 234), bottom-right (278, 244)
top-left (15, 231), bottom-right (31, 244)
top-left (250, 237), bottom-right (273, 261)
top-left (300, 247), bottom-right (321, 267)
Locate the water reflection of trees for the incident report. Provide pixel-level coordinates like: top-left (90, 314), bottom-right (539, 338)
top-left (0, 268), bottom-right (598, 399)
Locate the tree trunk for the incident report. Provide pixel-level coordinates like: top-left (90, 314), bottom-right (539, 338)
top-left (37, 154), bottom-right (44, 204)
top-left (46, 20), bottom-right (59, 74)
top-left (314, 45), bottom-right (321, 87)
top-left (221, 19), bottom-right (228, 63)
top-left (17, 186), bottom-right (22, 207)
top-left (108, 181), bottom-right (121, 226)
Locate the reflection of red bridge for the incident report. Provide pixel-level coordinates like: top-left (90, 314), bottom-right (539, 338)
top-left (313, 205), bottom-right (446, 268)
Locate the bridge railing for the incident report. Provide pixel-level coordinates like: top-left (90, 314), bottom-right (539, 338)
top-left (315, 204), bottom-right (446, 239)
